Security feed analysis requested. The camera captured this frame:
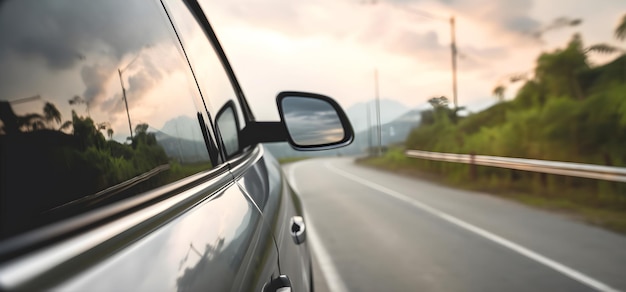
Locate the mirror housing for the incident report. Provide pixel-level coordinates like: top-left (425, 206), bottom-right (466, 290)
top-left (277, 92), bottom-right (353, 151)
top-left (239, 91), bottom-right (354, 151)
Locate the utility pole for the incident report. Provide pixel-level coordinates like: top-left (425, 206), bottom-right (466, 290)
top-left (118, 69), bottom-right (133, 140)
top-left (374, 68), bottom-right (382, 156)
top-left (365, 3), bottom-right (461, 111)
top-left (450, 16), bottom-right (458, 111)
top-left (117, 46), bottom-right (150, 141)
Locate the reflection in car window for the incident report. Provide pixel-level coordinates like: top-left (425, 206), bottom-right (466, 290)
top-left (216, 102), bottom-right (240, 158)
top-left (164, 0), bottom-right (247, 156)
top-left (282, 97), bottom-right (345, 146)
top-left (0, 0), bottom-right (217, 238)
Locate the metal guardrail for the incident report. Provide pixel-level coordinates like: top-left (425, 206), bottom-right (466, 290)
top-left (405, 150), bottom-right (626, 183)
top-left (47, 164), bottom-right (172, 213)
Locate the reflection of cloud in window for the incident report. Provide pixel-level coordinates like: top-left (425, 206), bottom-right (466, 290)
top-left (0, 0), bottom-right (166, 70)
top-left (282, 97), bottom-right (344, 146)
top-left (0, 0), bottom-right (200, 139)
top-left (291, 127), bottom-right (344, 145)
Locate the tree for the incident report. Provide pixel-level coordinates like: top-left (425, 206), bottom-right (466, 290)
top-left (492, 85), bottom-right (506, 102)
top-left (423, 96), bottom-right (461, 124)
top-left (535, 34), bottom-right (588, 100)
top-left (428, 96), bottom-right (449, 109)
top-left (43, 102), bottom-right (62, 126)
top-left (69, 95), bottom-right (90, 116)
top-left (132, 123), bottom-right (157, 148)
top-left (615, 13), bottom-right (626, 41)
top-left (72, 110), bottom-right (105, 149)
top-left (586, 14), bottom-right (626, 55)
top-left (107, 128), bottom-right (114, 140)
top-left (134, 123), bottom-right (149, 135)
top-left (59, 121), bottom-right (73, 131)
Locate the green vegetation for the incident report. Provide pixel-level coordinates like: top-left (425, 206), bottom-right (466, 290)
top-left (67, 113), bottom-right (170, 192)
top-left (2, 101), bottom-right (213, 230)
top-left (360, 148), bottom-right (626, 234)
top-left (360, 15), bottom-right (626, 234)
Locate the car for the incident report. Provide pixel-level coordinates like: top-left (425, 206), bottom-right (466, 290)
top-left (0, 0), bottom-right (353, 291)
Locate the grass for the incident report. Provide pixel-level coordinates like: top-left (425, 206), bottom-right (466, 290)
top-left (357, 148), bottom-right (626, 235)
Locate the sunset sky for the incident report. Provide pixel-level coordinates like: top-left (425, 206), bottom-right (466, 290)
top-left (199, 0), bottom-right (626, 120)
top-left (2, 0), bottom-right (624, 140)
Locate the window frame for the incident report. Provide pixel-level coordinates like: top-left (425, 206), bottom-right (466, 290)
top-left (176, 0), bottom-right (258, 160)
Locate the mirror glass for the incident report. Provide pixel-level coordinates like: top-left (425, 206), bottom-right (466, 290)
top-left (216, 105), bottom-right (239, 157)
top-left (281, 96), bottom-right (345, 146)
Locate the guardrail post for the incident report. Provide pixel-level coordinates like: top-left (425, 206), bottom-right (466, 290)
top-left (469, 152), bottom-right (477, 180)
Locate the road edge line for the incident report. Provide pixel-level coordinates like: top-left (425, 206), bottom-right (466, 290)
top-left (325, 162), bottom-right (619, 292)
top-left (288, 163), bottom-right (349, 292)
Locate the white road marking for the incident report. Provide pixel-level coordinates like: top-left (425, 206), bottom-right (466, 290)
top-left (325, 162), bottom-right (620, 292)
top-left (288, 163), bottom-right (349, 292)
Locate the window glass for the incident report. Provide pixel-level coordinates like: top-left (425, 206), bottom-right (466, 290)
top-left (164, 0), bottom-right (247, 154)
top-left (0, 0), bottom-right (217, 238)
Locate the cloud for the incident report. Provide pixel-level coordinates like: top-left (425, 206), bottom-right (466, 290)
top-left (384, 0), bottom-right (541, 33)
top-left (0, 0), bottom-right (166, 69)
top-left (81, 64), bottom-right (115, 104)
top-left (99, 55), bottom-right (163, 115)
top-left (0, 0), bottom-right (184, 127)
top-left (202, 0), bottom-right (537, 74)
top-left (127, 60), bottom-right (161, 98)
top-left (391, 30), bottom-right (446, 59)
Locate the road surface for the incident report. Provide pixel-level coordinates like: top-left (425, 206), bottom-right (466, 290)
top-left (284, 157), bottom-right (626, 292)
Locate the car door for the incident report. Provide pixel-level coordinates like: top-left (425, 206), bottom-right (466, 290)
top-left (161, 1), bottom-right (285, 291)
top-left (179, 1), bottom-right (314, 291)
top-left (0, 0), bottom-right (275, 290)
top-left (167, 0), bottom-right (315, 290)
top-left (229, 144), bottom-right (314, 292)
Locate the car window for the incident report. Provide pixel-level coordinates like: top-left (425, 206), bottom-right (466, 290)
top-left (163, 0), bottom-right (248, 157)
top-left (0, 0), bottom-right (219, 238)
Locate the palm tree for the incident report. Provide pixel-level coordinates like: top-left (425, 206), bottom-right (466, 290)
top-left (69, 95), bottom-right (90, 117)
top-left (107, 128), bottom-right (114, 140)
top-left (587, 44), bottom-right (623, 54)
top-left (587, 13), bottom-right (626, 54)
top-left (43, 102), bottom-right (62, 126)
top-left (59, 120), bottom-right (73, 131)
top-left (492, 85), bottom-right (506, 102)
top-left (615, 14), bottom-right (626, 41)
top-left (586, 14), bottom-right (626, 84)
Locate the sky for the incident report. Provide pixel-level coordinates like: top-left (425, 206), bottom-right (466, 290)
top-left (1, 0), bottom-right (624, 140)
top-left (198, 0), bottom-right (626, 120)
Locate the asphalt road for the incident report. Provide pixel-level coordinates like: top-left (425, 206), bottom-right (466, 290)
top-left (284, 157), bottom-right (626, 292)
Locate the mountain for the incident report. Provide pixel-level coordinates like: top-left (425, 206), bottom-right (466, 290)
top-left (265, 107), bottom-right (422, 159)
top-left (374, 109), bottom-right (422, 146)
top-left (154, 131), bottom-right (210, 164)
top-left (155, 108), bottom-right (422, 160)
top-left (155, 115), bottom-right (210, 163)
top-left (345, 99), bottom-right (411, 132)
top-left (161, 115), bottom-right (201, 141)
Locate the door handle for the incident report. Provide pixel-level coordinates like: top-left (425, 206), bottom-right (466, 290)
top-left (263, 274), bottom-right (292, 292)
top-left (290, 216), bottom-right (306, 245)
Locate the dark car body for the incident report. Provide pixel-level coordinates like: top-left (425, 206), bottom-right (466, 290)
top-left (0, 0), bottom-right (352, 290)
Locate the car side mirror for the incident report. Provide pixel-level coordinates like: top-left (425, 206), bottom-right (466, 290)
top-left (239, 91), bottom-right (353, 151)
top-left (277, 92), bottom-right (354, 151)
